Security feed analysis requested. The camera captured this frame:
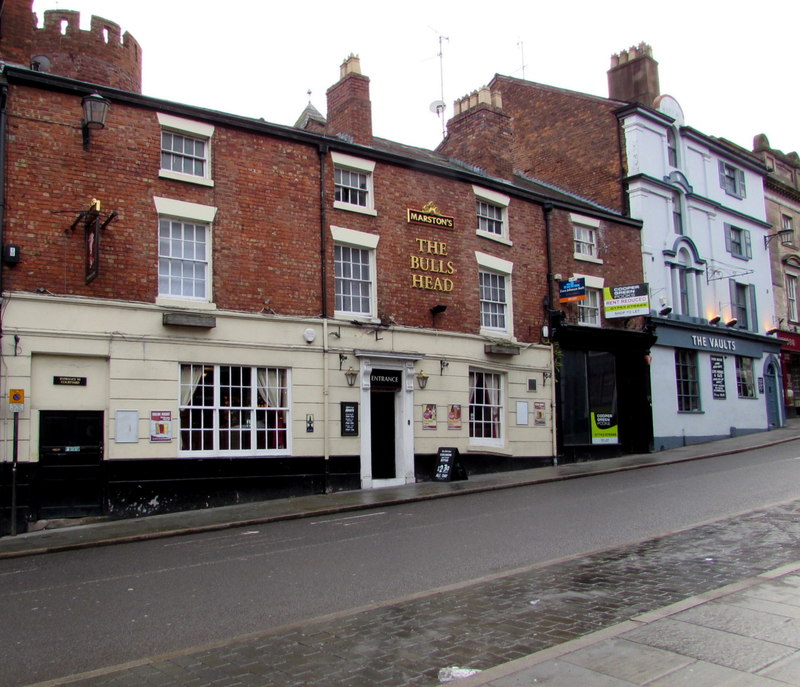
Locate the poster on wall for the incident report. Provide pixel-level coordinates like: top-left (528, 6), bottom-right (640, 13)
top-left (534, 401), bottom-right (546, 426)
top-left (591, 411), bottom-right (619, 444)
top-left (150, 411), bottom-right (172, 442)
top-left (423, 403), bottom-right (437, 429)
top-left (447, 404), bottom-right (462, 429)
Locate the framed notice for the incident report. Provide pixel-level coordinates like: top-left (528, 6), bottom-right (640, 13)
top-left (341, 401), bottom-right (358, 436)
top-left (447, 404), bottom-right (462, 430)
top-left (423, 403), bottom-right (437, 429)
top-left (710, 355), bottom-right (726, 399)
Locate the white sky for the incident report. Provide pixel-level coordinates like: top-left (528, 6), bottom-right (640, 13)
top-left (33, 0), bottom-right (799, 158)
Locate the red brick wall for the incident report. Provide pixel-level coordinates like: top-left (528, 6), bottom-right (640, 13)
top-left (437, 104), bottom-right (514, 179)
top-left (492, 77), bottom-right (626, 214)
top-left (326, 72), bottom-right (372, 145)
top-left (4, 82), bottom-right (557, 343)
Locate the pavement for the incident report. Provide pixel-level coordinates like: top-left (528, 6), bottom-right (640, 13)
top-left (4, 421), bottom-right (800, 686)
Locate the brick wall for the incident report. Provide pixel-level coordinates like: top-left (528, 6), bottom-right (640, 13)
top-left (492, 76), bottom-right (626, 214)
top-left (4, 82), bottom-right (555, 343)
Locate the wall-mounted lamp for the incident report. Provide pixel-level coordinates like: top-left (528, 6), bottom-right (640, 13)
top-left (658, 306), bottom-right (672, 316)
top-left (81, 92), bottom-right (110, 150)
top-left (416, 370), bottom-right (429, 389)
top-left (339, 353), bottom-right (348, 370)
top-left (542, 370), bottom-right (552, 387)
top-left (726, 318), bottom-right (738, 328)
top-left (764, 229), bottom-right (794, 248)
top-left (344, 367), bottom-right (358, 387)
top-left (708, 316), bottom-right (721, 325)
top-left (766, 328), bottom-right (779, 335)
top-left (440, 360), bottom-right (449, 375)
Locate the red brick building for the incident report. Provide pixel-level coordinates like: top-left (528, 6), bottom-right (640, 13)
top-left (0, 1), bottom-right (643, 532)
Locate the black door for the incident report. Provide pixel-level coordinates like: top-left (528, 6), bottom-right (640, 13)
top-left (370, 391), bottom-right (396, 479)
top-left (38, 410), bottom-right (104, 518)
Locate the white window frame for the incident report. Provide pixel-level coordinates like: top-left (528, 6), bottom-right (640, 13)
top-left (476, 251), bottom-right (513, 337)
top-left (332, 152), bottom-right (377, 216)
top-left (578, 287), bottom-right (602, 326)
top-left (154, 197), bottom-right (217, 307)
top-left (178, 363), bottom-right (291, 457)
top-left (473, 186), bottom-right (511, 245)
top-left (718, 160), bottom-right (746, 199)
top-left (782, 215), bottom-right (794, 245)
top-left (786, 273), bottom-right (798, 322)
top-left (571, 214), bottom-right (602, 263)
top-left (331, 225), bottom-right (379, 320)
top-left (158, 113), bottom-right (214, 187)
top-left (469, 369), bottom-right (504, 448)
top-left (735, 356), bottom-right (756, 399)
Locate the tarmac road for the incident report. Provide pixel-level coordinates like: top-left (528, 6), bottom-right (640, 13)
top-left (2, 437), bottom-right (800, 687)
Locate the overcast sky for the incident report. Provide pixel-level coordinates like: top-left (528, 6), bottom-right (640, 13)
top-left (33, 0), bottom-right (799, 158)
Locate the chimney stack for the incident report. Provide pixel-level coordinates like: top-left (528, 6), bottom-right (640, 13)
top-left (436, 86), bottom-right (514, 180)
top-left (607, 43), bottom-right (660, 108)
top-left (326, 55), bottom-right (373, 146)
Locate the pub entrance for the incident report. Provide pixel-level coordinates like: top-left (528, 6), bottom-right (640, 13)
top-left (364, 365), bottom-right (410, 487)
top-left (37, 410), bottom-right (104, 518)
top-left (370, 390), bottom-right (396, 478)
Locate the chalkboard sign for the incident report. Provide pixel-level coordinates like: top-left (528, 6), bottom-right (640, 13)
top-left (340, 402), bottom-right (358, 436)
top-left (433, 446), bottom-right (467, 482)
top-left (710, 355), bottom-right (726, 400)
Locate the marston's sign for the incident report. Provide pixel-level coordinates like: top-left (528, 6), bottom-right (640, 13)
top-left (407, 202), bottom-right (454, 229)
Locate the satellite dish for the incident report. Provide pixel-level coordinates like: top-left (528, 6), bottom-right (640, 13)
top-left (429, 100), bottom-right (446, 116)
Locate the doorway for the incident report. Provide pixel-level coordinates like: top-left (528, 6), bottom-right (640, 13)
top-left (38, 410), bottom-right (104, 518)
top-left (764, 360), bottom-right (782, 429)
top-left (370, 390), bottom-right (396, 479)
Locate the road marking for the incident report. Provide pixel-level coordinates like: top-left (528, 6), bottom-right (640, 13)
top-left (309, 512), bottom-right (387, 525)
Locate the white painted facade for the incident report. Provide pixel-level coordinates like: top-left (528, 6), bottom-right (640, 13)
top-left (620, 99), bottom-right (783, 448)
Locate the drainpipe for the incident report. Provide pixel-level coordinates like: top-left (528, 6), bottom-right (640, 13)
top-left (542, 202), bottom-right (559, 463)
top-left (318, 143), bottom-right (330, 492)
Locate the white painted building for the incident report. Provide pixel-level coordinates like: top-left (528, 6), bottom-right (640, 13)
top-left (619, 95), bottom-right (783, 448)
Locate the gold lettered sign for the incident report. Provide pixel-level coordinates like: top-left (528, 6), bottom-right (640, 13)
top-left (407, 202), bottom-right (454, 229)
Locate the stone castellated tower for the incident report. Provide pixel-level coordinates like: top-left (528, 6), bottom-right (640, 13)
top-left (0, 0), bottom-right (142, 93)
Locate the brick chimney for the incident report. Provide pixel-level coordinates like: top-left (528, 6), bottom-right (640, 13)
top-left (326, 55), bottom-right (372, 145)
top-left (436, 86), bottom-right (514, 180)
top-left (607, 43), bottom-right (660, 108)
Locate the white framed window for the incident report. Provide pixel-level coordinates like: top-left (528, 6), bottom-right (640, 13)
top-left (786, 273), bottom-right (798, 322)
top-left (675, 349), bottom-right (700, 412)
top-left (729, 280), bottom-right (757, 331)
top-left (578, 288), bottom-right (601, 326)
top-left (154, 197), bottom-right (217, 305)
top-left (718, 161), bottom-right (746, 199)
top-left (672, 192), bottom-right (684, 235)
top-left (331, 226), bottom-right (379, 319)
top-left (782, 215), bottom-right (794, 245)
top-left (476, 252), bottom-right (513, 336)
top-left (724, 223), bottom-right (752, 260)
top-left (473, 186), bottom-right (511, 244)
top-left (735, 356), bottom-right (756, 399)
top-left (158, 113), bottom-right (214, 187)
top-left (667, 128), bottom-right (678, 167)
top-left (179, 363), bottom-right (290, 456)
top-left (469, 369), bottom-right (503, 446)
top-left (332, 152), bottom-right (376, 216)
top-left (571, 214), bottom-right (601, 263)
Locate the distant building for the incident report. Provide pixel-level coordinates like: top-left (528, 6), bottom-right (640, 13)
top-left (753, 135), bottom-right (800, 416)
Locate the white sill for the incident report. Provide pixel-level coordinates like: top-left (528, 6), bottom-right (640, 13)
top-left (476, 230), bottom-right (512, 246)
top-left (156, 296), bottom-right (217, 310)
top-left (333, 201), bottom-right (378, 216)
top-left (159, 170), bottom-right (215, 187)
top-left (574, 253), bottom-right (603, 264)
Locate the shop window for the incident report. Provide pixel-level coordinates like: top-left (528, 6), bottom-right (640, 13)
top-left (735, 357), bottom-right (756, 399)
top-left (179, 364), bottom-right (289, 455)
top-left (675, 349), bottom-right (700, 412)
top-left (469, 370), bottom-right (503, 445)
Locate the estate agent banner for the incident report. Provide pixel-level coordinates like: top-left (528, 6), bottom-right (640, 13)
top-left (603, 283), bottom-right (650, 318)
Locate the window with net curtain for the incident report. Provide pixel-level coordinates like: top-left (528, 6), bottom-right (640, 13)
top-left (179, 364), bottom-right (289, 454)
